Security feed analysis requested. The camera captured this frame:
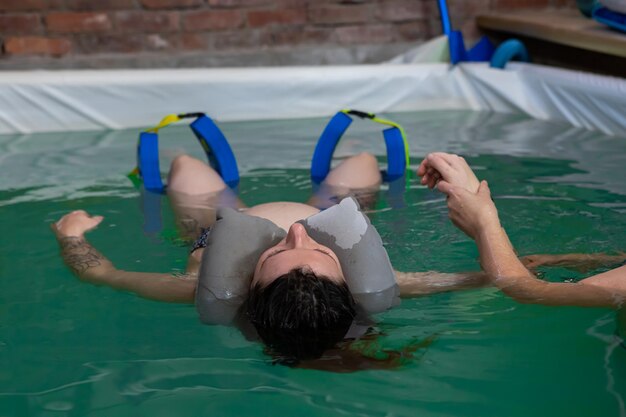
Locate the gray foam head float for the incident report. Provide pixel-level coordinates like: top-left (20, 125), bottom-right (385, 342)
top-left (298, 197), bottom-right (399, 313)
top-left (196, 197), bottom-right (399, 325)
top-left (195, 208), bottom-right (286, 325)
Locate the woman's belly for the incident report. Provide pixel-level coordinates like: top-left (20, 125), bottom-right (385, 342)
top-left (244, 202), bottom-right (320, 231)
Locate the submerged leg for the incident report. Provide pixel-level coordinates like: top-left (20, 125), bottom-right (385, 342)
top-left (309, 152), bottom-right (382, 209)
top-left (167, 154), bottom-right (243, 240)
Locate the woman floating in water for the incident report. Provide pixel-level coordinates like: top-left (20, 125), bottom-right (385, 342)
top-left (51, 152), bottom-right (626, 365)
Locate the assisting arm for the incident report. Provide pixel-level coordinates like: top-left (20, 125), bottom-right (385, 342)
top-left (418, 152), bottom-right (625, 309)
top-left (474, 217), bottom-right (622, 308)
top-left (53, 211), bottom-right (196, 304)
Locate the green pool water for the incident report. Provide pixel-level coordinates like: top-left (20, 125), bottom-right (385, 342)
top-left (1, 111), bottom-right (626, 417)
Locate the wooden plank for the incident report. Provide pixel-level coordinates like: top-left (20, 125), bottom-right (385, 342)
top-left (477, 10), bottom-right (626, 58)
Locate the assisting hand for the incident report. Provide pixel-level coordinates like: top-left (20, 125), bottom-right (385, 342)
top-left (417, 152), bottom-right (480, 193)
top-left (437, 180), bottom-right (499, 240)
top-left (51, 210), bottom-right (104, 238)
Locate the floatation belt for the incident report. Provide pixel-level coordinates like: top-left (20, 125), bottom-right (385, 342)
top-left (310, 109), bottom-right (409, 184)
top-left (132, 113), bottom-right (239, 193)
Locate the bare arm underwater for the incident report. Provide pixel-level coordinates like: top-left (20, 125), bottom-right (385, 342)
top-left (418, 152), bottom-right (626, 309)
top-left (52, 211), bottom-right (196, 303)
top-left (395, 270), bottom-right (489, 296)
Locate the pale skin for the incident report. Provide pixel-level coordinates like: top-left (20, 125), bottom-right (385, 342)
top-left (418, 152), bottom-right (626, 309)
top-left (52, 152), bottom-right (626, 307)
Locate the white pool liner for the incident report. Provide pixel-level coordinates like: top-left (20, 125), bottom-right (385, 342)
top-left (0, 62), bottom-right (624, 136)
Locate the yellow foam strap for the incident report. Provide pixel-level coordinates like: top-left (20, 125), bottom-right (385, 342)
top-left (340, 109), bottom-right (410, 169)
top-left (145, 113), bottom-right (181, 133)
top-left (370, 116), bottom-right (410, 169)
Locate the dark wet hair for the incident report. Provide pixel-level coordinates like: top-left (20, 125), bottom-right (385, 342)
top-left (246, 267), bottom-right (356, 363)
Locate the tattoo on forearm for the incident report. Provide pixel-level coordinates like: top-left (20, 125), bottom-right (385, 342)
top-left (59, 237), bottom-right (105, 274)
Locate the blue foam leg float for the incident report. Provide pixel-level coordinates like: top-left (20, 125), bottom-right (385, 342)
top-left (136, 113), bottom-right (239, 194)
top-left (310, 112), bottom-right (353, 184)
top-left (190, 116), bottom-right (240, 189)
top-left (137, 132), bottom-right (166, 193)
top-left (310, 110), bottom-right (409, 185)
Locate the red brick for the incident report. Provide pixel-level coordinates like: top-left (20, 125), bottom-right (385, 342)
top-left (551, 0), bottom-right (575, 7)
top-left (247, 9), bottom-right (306, 28)
top-left (183, 10), bottom-right (244, 31)
top-left (0, 0), bottom-right (49, 11)
top-left (208, 0), bottom-right (272, 7)
top-left (494, 0), bottom-right (549, 9)
top-left (74, 33), bottom-right (143, 53)
top-left (0, 14), bottom-right (42, 35)
top-left (462, 24), bottom-right (482, 42)
top-left (180, 32), bottom-right (209, 50)
top-left (65, 0), bottom-right (136, 10)
top-left (275, 0), bottom-right (309, 7)
top-left (335, 24), bottom-right (395, 44)
top-left (396, 20), bottom-right (428, 41)
top-left (446, 0), bottom-right (489, 16)
top-left (418, 0), bottom-right (440, 17)
top-left (308, 4), bottom-right (372, 25)
top-left (4, 36), bottom-right (71, 56)
top-left (442, 0), bottom-right (489, 30)
top-left (210, 29), bottom-right (262, 49)
top-left (377, 0), bottom-right (425, 22)
top-left (46, 12), bottom-right (112, 33)
top-left (140, 0), bottom-right (203, 9)
top-left (115, 11), bottom-right (179, 33)
top-left (49, 0), bottom-right (64, 7)
top-left (262, 25), bottom-right (333, 46)
top-left (423, 17), bottom-right (442, 38)
top-left (145, 33), bottom-right (177, 50)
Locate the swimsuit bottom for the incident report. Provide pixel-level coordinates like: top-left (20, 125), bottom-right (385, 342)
top-left (190, 227), bottom-right (211, 254)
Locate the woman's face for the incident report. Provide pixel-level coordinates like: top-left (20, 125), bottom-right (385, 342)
top-left (252, 223), bottom-right (345, 287)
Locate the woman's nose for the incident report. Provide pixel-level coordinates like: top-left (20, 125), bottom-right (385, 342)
top-left (285, 223), bottom-right (311, 248)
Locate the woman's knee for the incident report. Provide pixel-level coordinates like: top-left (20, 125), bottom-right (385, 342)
top-left (169, 154), bottom-right (201, 174)
top-left (324, 152), bottom-right (382, 189)
top-left (167, 154), bottom-right (227, 195)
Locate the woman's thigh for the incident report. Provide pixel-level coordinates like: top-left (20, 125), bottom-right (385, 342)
top-left (309, 152), bottom-right (382, 209)
top-left (323, 152), bottom-right (382, 190)
top-left (167, 154), bottom-right (242, 239)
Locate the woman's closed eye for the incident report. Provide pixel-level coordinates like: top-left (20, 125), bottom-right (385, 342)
top-left (313, 249), bottom-right (335, 260)
top-left (261, 249), bottom-right (287, 268)
top-left (262, 248), bottom-right (335, 269)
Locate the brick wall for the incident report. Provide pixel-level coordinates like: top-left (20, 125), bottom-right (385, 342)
top-left (0, 0), bottom-right (572, 69)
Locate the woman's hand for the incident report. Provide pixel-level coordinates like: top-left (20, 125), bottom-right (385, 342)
top-left (51, 210), bottom-right (104, 239)
top-left (417, 152), bottom-right (480, 193)
top-left (437, 180), bottom-right (500, 240)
